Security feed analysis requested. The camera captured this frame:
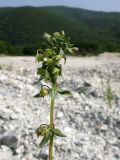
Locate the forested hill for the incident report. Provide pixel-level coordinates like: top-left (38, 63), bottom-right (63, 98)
top-left (0, 6), bottom-right (120, 55)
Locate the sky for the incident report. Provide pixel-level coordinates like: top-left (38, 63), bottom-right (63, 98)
top-left (0, 0), bottom-right (120, 12)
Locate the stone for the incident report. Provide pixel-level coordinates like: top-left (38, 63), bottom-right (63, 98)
top-left (90, 90), bottom-right (99, 98)
top-left (0, 151), bottom-right (13, 160)
top-left (83, 81), bottom-right (92, 87)
top-left (10, 114), bottom-right (18, 120)
top-left (0, 127), bottom-right (5, 134)
top-left (73, 92), bottom-right (80, 99)
top-left (0, 110), bottom-right (9, 120)
top-left (1, 145), bottom-right (12, 152)
top-left (0, 129), bottom-right (21, 150)
top-left (38, 150), bottom-right (48, 160)
top-left (22, 153), bottom-right (37, 160)
top-left (16, 145), bottom-right (24, 154)
top-left (56, 112), bottom-right (63, 119)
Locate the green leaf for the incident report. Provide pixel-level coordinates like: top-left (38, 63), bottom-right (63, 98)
top-left (67, 48), bottom-right (73, 54)
top-left (53, 32), bottom-right (60, 38)
top-left (55, 53), bottom-right (66, 64)
top-left (52, 66), bottom-right (61, 76)
top-left (50, 128), bottom-right (66, 137)
top-left (34, 93), bottom-right (40, 98)
top-left (55, 54), bottom-right (63, 61)
top-left (58, 90), bottom-right (72, 96)
top-left (37, 68), bottom-right (44, 76)
top-left (46, 58), bottom-right (53, 65)
top-left (43, 33), bottom-right (51, 41)
top-left (43, 70), bottom-right (50, 81)
top-left (72, 47), bottom-right (79, 52)
top-left (39, 131), bottom-right (52, 147)
top-left (36, 52), bottom-right (43, 62)
top-left (63, 55), bottom-right (67, 64)
top-left (62, 30), bottom-right (65, 36)
top-left (45, 48), bottom-right (55, 57)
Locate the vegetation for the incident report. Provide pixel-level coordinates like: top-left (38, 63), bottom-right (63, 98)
top-left (0, 6), bottom-right (120, 56)
top-left (35, 31), bottom-right (78, 160)
top-left (102, 79), bottom-right (114, 109)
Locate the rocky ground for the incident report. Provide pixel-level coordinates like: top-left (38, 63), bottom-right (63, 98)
top-left (0, 53), bottom-right (120, 160)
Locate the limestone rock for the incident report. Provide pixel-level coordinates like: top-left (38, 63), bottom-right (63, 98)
top-left (0, 129), bottom-right (21, 150)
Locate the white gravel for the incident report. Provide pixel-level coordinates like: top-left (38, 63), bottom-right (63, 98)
top-left (0, 53), bottom-right (120, 160)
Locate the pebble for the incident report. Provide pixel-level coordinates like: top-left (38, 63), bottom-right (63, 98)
top-left (0, 129), bottom-right (21, 150)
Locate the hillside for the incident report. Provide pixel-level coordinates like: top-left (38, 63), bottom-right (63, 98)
top-left (0, 6), bottom-right (120, 55)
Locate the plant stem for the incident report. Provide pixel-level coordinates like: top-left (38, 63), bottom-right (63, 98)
top-left (49, 134), bottom-right (54, 160)
top-left (49, 88), bottom-right (55, 160)
top-left (50, 96), bottom-right (54, 127)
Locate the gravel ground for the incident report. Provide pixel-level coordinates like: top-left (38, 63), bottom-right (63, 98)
top-left (0, 53), bottom-right (120, 160)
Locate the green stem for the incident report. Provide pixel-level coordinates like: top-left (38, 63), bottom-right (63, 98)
top-left (49, 87), bottom-right (55, 160)
top-left (50, 96), bottom-right (54, 127)
top-left (49, 134), bottom-right (54, 160)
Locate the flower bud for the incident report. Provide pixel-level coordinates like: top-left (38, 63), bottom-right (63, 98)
top-left (43, 57), bottom-right (48, 62)
top-left (40, 88), bottom-right (49, 97)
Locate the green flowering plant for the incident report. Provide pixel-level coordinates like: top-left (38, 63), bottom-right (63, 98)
top-left (35, 31), bottom-right (78, 160)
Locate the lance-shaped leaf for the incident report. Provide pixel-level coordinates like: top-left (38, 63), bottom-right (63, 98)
top-left (43, 33), bottom-right (51, 41)
top-left (55, 52), bottom-right (66, 64)
top-left (37, 68), bottom-right (44, 76)
top-left (72, 47), bottom-right (79, 52)
top-left (34, 93), bottom-right (40, 98)
top-left (67, 48), bottom-right (74, 54)
top-left (53, 32), bottom-right (61, 38)
top-left (52, 66), bottom-right (61, 76)
top-left (50, 128), bottom-right (66, 137)
top-left (39, 131), bottom-right (52, 147)
top-left (62, 30), bottom-right (65, 36)
top-left (58, 90), bottom-right (72, 96)
top-left (36, 51), bottom-right (43, 62)
top-left (63, 55), bottom-right (67, 64)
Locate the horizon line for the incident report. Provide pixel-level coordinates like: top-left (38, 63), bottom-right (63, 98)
top-left (0, 5), bottom-right (120, 13)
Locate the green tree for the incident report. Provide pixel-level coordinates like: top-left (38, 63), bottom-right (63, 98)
top-left (0, 40), bottom-right (7, 54)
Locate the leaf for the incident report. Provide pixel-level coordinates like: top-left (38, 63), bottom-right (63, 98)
top-left (55, 54), bottom-right (63, 61)
top-left (46, 58), bottom-right (53, 65)
top-left (34, 93), bottom-right (40, 98)
top-left (62, 30), bottom-right (65, 36)
top-left (53, 32), bottom-right (60, 38)
top-left (43, 33), bottom-right (51, 41)
top-left (36, 51), bottom-right (43, 62)
top-left (58, 90), bottom-right (72, 96)
top-left (52, 66), bottom-right (61, 76)
top-left (72, 47), bottom-right (79, 52)
top-left (50, 128), bottom-right (66, 137)
top-left (39, 131), bottom-right (52, 147)
top-left (60, 48), bottom-right (64, 54)
top-left (43, 70), bottom-right (50, 81)
top-left (63, 55), bottom-right (67, 64)
top-left (37, 68), bottom-right (44, 76)
top-left (67, 48), bottom-right (73, 54)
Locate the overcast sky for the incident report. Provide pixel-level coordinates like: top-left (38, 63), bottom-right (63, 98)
top-left (0, 0), bottom-right (120, 12)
